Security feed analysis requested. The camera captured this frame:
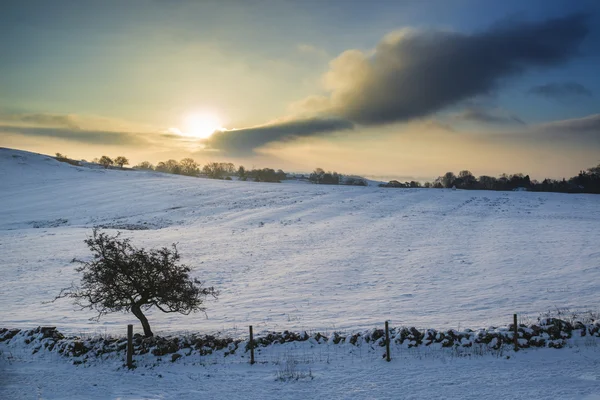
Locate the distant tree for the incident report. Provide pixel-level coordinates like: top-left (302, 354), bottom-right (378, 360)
top-left (441, 172), bottom-right (456, 188)
top-left (222, 162), bottom-right (235, 174)
top-left (203, 162), bottom-right (224, 179)
top-left (54, 152), bottom-right (81, 166)
top-left (53, 229), bottom-right (219, 338)
top-left (114, 156), bottom-right (129, 169)
top-left (275, 169), bottom-right (287, 181)
top-left (202, 162), bottom-right (235, 179)
top-left (135, 161), bottom-right (154, 170)
top-left (478, 175), bottom-right (497, 190)
top-left (309, 168), bottom-right (325, 184)
top-left (455, 170), bottom-right (476, 189)
top-left (588, 163), bottom-right (600, 175)
top-left (423, 182), bottom-right (432, 188)
top-left (345, 177), bottom-right (368, 186)
top-left (180, 158), bottom-right (200, 176)
top-left (569, 164), bottom-right (600, 194)
top-left (164, 159), bottom-right (181, 175)
top-left (380, 180), bottom-right (407, 188)
top-left (237, 165), bottom-right (246, 181)
top-left (155, 161), bottom-right (168, 173)
top-left (98, 156), bottom-right (114, 169)
top-left (320, 171), bottom-right (340, 185)
top-left (249, 168), bottom-right (281, 183)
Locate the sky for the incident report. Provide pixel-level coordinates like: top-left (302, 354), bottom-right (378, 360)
top-left (1, 0), bottom-right (599, 181)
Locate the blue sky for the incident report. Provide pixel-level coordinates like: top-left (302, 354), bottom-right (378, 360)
top-left (1, 0), bottom-right (598, 179)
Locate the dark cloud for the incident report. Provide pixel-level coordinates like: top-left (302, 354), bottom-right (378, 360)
top-left (456, 108), bottom-right (526, 125)
top-left (332, 14), bottom-right (588, 125)
top-left (528, 82), bottom-right (593, 98)
top-left (0, 125), bottom-right (148, 146)
top-left (205, 117), bottom-right (354, 155)
top-left (210, 14), bottom-right (587, 154)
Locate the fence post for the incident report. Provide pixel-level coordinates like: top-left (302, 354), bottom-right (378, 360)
top-left (127, 324), bottom-right (133, 368)
top-left (385, 320), bottom-right (391, 362)
top-left (513, 314), bottom-right (519, 352)
top-left (249, 325), bottom-right (255, 365)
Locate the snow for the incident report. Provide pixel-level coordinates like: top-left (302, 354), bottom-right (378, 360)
top-left (1, 147), bottom-right (600, 398)
top-left (2, 338), bottom-right (600, 400)
top-left (1, 147), bottom-right (599, 337)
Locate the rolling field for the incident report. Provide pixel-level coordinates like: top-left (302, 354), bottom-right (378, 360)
top-left (1, 147), bottom-right (598, 336)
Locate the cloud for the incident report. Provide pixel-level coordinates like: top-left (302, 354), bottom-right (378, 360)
top-left (210, 14), bottom-right (587, 154)
top-left (0, 125), bottom-right (149, 146)
top-left (480, 113), bottom-right (600, 148)
top-left (536, 113), bottom-right (600, 144)
top-left (0, 112), bottom-right (80, 129)
top-left (320, 14), bottom-right (588, 125)
top-left (528, 82), bottom-right (593, 98)
top-left (205, 117), bottom-right (355, 155)
top-left (455, 108), bottom-right (526, 125)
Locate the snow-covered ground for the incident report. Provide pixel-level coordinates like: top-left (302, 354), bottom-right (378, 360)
top-left (3, 344), bottom-right (600, 400)
top-left (1, 147), bottom-right (599, 335)
top-left (1, 147), bottom-right (600, 399)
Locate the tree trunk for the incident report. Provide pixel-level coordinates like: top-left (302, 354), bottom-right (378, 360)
top-left (131, 304), bottom-right (153, 337)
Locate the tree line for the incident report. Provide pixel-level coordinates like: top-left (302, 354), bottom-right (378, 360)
top-left (134, 158), bottom-right (287, 183)
top-left (307, 168), bottom-right (367, 186)
top-left (60, 152), bottom-right (600, 194)
top-left (380, 164), bottom-right (600, 194)
top-left (90, 155), bottom-right (130, 169)
top-left (134, 160), bottom-right (368, 185)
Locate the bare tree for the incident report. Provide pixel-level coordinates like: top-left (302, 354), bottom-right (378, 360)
top-left (180, 158), bottom-right (200, 176)
top-left (53, 229), bottom-right (219, 337)
top-left (203, 162), bottom-right (227, 179)
top-left (114, 156), bottom-right (129, 169)
top-left (135, 161), bottom-right (154, 170)
top-left (98, 156), bottom-right (114, 169)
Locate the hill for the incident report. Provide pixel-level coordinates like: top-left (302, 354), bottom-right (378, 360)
top-left (1, 147), bottom-right (599, 335)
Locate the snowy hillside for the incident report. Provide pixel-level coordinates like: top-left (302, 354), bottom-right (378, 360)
top-left (1, 147), bottom-right (599, 336)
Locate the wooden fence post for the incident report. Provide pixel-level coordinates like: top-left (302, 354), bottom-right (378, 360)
top-left (513, 314), bottom-right (519, 352)
top-left (127, 324), bottom-right (134, 368)
top-left (385, 320), bottom-right (391, 362)
top-left (249, 325), bottom-right (255, 365)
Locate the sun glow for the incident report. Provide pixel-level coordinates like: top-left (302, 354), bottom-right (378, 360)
top-left (182, 112), bottom-right (222, 139)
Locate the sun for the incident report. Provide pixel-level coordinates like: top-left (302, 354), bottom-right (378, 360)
top-left (183, 112), bottom-right (222, 139)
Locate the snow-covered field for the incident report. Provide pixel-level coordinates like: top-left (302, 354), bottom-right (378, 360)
top-left (1, 147), bottom-right (599, 335)
top-left (2, 343), bottom-right (600, 400)
top-left (1, 147), bottom-right (600, 399)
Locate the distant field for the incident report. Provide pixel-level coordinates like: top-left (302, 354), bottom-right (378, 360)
top-left (1, 148), bottom-right (599, 335)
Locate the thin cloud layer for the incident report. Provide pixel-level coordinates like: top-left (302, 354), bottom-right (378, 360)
top-left (0, 125), bottom-right (148, 146)
top-left (483, 113), bottom-right (600, 148)
top-left (0, 112), bottom-right (80, 129)
top-left (537, 113), bottom-right (600, 145)
top-left (528, 82), bottom-right (593, 98)
top-left (205, 117), bottom-right (354, 155)
top-left (455, 108), bottom-right (525, 125)
top-left (209, 14), bottom-right (588, 154)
